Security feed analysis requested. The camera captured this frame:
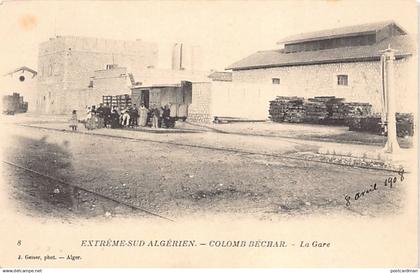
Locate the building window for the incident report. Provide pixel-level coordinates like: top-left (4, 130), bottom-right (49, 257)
top-left (272, 78), bottom-right (280, 84)
top-left (337, 75), bottom-right (348, 86)
top-left (106, 64), bottom-right (118, 70)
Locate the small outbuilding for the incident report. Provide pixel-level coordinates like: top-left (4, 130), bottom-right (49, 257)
top-left (131, 81), bottom-right (192, 119)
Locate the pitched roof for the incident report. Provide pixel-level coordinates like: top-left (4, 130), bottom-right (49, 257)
top-left (4, 66), bottom-right (38, 77)
top-left (208, 71), bottom-right (232, 81)
top-left (277, 21), bottom-right (406, 44)
top-left (226, 35), bottom-right (415, 71)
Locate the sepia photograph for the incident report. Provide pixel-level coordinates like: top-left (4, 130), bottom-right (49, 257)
top-left (0, 0), bottom-right (418, 269)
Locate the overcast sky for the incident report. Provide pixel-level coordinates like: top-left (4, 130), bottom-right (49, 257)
top-left (0, 0), bottom-right (417, 75)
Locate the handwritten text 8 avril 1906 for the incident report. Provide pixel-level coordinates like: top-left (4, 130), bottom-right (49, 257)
top-left (345, 168), bottom-right (405, 206)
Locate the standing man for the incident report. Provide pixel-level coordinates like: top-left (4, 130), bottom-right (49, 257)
top-left (151, 107), bottom-right (160, 128)
top-left (162, 104), bottom-right (173, 128)
top-left (110, 106), bottom-right (120, 129)
top-left (131, 104), bottom-right (139, 127)
top-left (96, 103), bottom-right (105, 129)
top-left (138, 103), bottom-right (149, 127)
top-left (104, 103), bottom-right (112, 128)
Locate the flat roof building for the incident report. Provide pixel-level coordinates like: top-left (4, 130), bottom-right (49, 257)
top-left (36, 35), bottom-right (158, 114)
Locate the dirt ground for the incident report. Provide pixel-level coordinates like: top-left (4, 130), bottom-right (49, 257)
top-left (186, 121), bottom-right (413, 148)
top-left (1, 121), bottom-right (408, 222)
top-left (6, 113), bottom-right (412, 147)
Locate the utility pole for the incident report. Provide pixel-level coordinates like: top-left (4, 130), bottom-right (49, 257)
top-left (380, 45), bottom-right (400, 154)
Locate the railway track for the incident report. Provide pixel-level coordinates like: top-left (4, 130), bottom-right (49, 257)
top-left (2, 160), bottom-right (175, 222)
top-left (16, 123), bottom-right (402, 173)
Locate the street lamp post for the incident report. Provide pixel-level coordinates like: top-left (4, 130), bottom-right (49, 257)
top-left (380, 45), bottom-right (400, 154)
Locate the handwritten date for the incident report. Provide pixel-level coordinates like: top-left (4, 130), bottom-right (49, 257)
top-left (345, 168), bottom-right (405, 206)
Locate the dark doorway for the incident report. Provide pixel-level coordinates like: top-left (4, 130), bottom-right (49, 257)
top-left (141, 90), bottom-right (150, 108)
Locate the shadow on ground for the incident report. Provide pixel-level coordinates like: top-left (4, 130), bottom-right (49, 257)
top-left (3, 135), bottom-right (134, 219)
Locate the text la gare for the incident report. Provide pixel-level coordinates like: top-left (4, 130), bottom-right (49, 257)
top-left (300, 240), bottom-right (331, 248)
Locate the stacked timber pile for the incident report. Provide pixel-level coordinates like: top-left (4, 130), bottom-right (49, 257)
top-left (347, 112), bottom-right (415, 137)
top-left (344, 103), bottom-right (372, 119)
top-left (345, 102), bottom-right (374, 132)
top-left (103, 94), bottom-right (132, 110)
top-left (326, 97), bottom-right (347, 125)
top-left (330, 102), bottom-right (347, 122)
top-left (284, 101), bottom-right (305, 123)
top-left (115, 94), bottom-right (132, 109)
top-left (269, 96), bottom-right (350, 125)
top-left (303, 101), bottom-right (328, 123)
top-left (269, 96), bottom-right (304, 122)
top-left (268, 95), bottom-right (413, 137)
top-left (268, 97), bottom-right (287, 122)
top-left (347, 114), bottom-right (382, 134)
top-left (304, 97), bottom-right (331, 123)
top-left (396, 113), bottom-right (414, 137)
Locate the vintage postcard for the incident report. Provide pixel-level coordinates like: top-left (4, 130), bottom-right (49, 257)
top-left (0, 0), bottom-right (418, 269)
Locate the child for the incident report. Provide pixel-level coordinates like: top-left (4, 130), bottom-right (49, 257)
top-left (69, 110), bottom-right (78, 131)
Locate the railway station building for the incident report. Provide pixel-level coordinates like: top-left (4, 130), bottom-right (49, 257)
top-left (185, 21), bottom-right (417, 123)
top-left (35, 21), bottom-right (417, 124)
top-left (223, 21), bottom-right (416, 116)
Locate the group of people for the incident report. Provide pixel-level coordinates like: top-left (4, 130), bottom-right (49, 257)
top-left (77, 102), bottom-right (176, 130)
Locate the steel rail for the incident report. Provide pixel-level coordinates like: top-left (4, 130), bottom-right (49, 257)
top-left (2, 160), bottom-right (175, 222)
